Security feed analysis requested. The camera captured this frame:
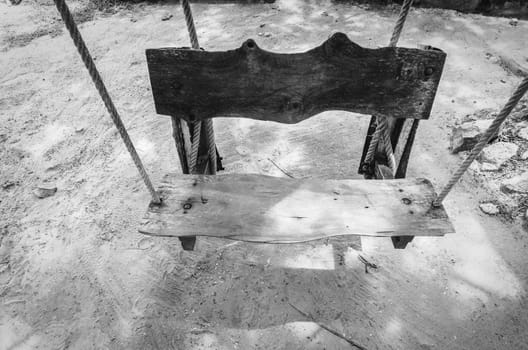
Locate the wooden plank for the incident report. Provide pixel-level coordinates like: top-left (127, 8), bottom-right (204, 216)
top-left (146, 33), bottom-right (446, 124)
top-left (139, 174), bottom-right (454, 243)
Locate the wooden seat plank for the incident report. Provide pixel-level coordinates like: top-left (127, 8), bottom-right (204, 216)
top-left (146, 32), bottom-right (446, 124)
top-left (139, 174), bottom-right (454, 243)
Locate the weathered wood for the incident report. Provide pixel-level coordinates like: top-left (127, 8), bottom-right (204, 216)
top-left (395, 119), bottom-right (420, 179)
top-left (170, 116), bottom-right (190, 174)
top-left (146, 33), bottom-right (446, 124)
top-left (139, 174), bottom-right (454, 243)
top-left (170, 116), bottom-right (195, 250)
top-left (373, 120), bottom-right (421, 248)
top-left (358, 116), bottom-right (378, 177)
top-left (358, 45), bottom-right (445, 178)
top-left (391, 45), bottom-right (442, 179)
top-left (171, 118), bottom-right (224, 250)
top-left (391, 235), bottom-right (414, 249)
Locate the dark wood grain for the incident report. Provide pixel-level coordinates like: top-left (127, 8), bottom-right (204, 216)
top-left (139, 174), bottom-right (454, 243)
top-left (170, 116), bottom-right (190, 174)
top-left (146, 33), bottom-right (446, 124)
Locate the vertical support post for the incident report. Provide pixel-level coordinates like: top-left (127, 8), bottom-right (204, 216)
top-left (171, 116), bottom-right (190, 175)
top-left (391, 236), bottom-right (414, 249)
top-left (358, 0), bottom-right (414, 179)
top-left (181, 0), bottom-right (218, 176)
top-left (175, 0), bottom-right (224, 250)
top-left (395, 119), bottom-right (420, 179)
top-left (170, 117), bottom-right (224, 251)
top-left (170, 116), bottom-right (196, 250)
top-left (358, 117), bottom-right (377, 178)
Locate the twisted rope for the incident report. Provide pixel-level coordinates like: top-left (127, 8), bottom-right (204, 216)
top-left (433, 77), bottom-right (528, 206)
top-left (181, 0), bottom-right (217, 175)
top-left (53, 0), bottom-right (161, 204)
top-left (189, 121), bottom-right (201, 172)
top-left (364, 120), bottom-right (383, 164)
top-left (381, 120), bottom-right (397, 175)
top-left (389, 0), bottom-right (414, 47)
top-left (181, 0), bottom-right (199, 49)
top-left (203, 119), bottom-right (217, 174)
top-left (171, 116), bottom-right (189, 174)
top-left (364, 118), bottom-right (396, 176)
top-left (364, 0), bottom-right (414, 174)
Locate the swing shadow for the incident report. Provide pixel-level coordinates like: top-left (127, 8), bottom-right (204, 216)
top-left (130, 208), bottom-right (527, 349)
top-left (132, 236), bottom-right (383, 348)
top-left (130, 110), bottom-right (396, 347)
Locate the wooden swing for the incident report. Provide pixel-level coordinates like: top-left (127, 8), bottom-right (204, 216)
top-left (141, 32), bottom-right (452, 250)
top-left (52, 0), bottom-right (528, 251)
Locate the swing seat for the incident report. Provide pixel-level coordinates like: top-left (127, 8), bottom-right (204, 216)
top-left (139, 174), bottom-right (454, 242)
top-left (142, 33), bottom-right (454, 247)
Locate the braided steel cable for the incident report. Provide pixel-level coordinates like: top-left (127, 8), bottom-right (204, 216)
top-left (364, 0), bottom-right (414, 173)
top-left (53, 0), bottom-right (161, 204)
top-left (433, 77), bottom-right (528, 206)
top-left (181, 0), bottom-right (217, 174)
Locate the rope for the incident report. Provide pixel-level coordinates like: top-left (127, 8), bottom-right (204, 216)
top-left (433, 77), bottom-right (528, 206)
top-left (364, 120), bottom-right (383, 164)
top-left (381, 120), bottom-right (397, 175)
top-left (181, 0), bottom-right (199, 49)
top-left (189, 121), bottom-right (201, 172)
top-left (389, 0), bottom-right (414, 47)
top-left (365, 120), bottom-right (396, 174)
top-left (53, 0), bottom-right (161, 204)
top-left (204, 119), bottom-right (217, 174)
top-left (364, 0), bottom-right (414, 174)
top-left (181, 0), bottom-right (217, 175)
top-left (364, 118), bottom-right (396, 175)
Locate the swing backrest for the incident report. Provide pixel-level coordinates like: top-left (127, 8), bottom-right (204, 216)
top-left (145, 33), bottom-right (446, 124)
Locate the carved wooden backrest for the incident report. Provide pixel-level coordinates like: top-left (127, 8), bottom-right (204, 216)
top-left (146, 33), bottom-right (445, 124)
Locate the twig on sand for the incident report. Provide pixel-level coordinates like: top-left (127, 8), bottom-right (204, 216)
top-left (358, 254), bottom-right (378, 274)
top-left (268, 158), bottom-right (295, 178)
top-left (215, 241), bottom-right (240, 251)
top-left (498, 55), bottom-right (528, 78)
top-left (288, 302), bottom-right (368, 350)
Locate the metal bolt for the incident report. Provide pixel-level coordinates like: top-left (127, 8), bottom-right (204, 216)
top-left (290, 100), bottom-right (302, 110)
top-left (183, 203), bottom-right (192, 210)
top-left (360, 163), bottom-right (370, 173)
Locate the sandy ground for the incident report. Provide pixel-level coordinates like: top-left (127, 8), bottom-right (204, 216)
top-left (1, 1), bottom-right (528, 349)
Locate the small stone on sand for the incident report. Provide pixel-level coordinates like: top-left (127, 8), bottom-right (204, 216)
top-left (479, 203), bottom-right (499, 215)
top-left (33, 185), bottom-right (57, 198)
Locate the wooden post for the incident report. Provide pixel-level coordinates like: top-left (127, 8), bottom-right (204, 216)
top-left (170, 116), bottom-right (223, 251)
top-left (170, 116), bottom-right (190, 174)
top-left (170, 116), bottom-right (196, 250)
top-left (395, 119), bottom-right (420, 179)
